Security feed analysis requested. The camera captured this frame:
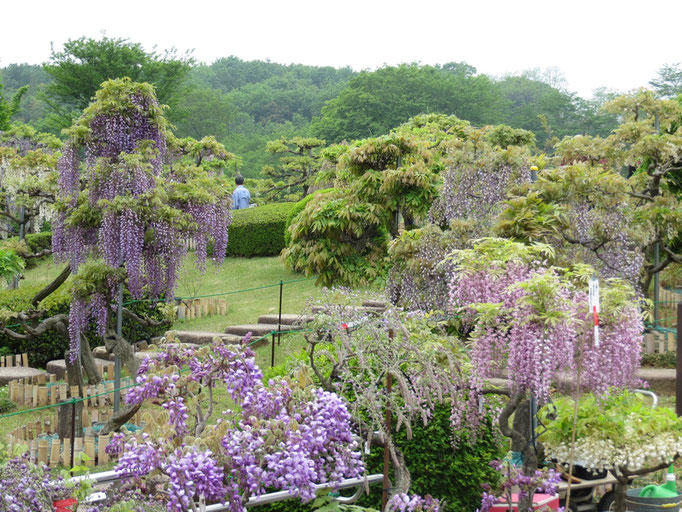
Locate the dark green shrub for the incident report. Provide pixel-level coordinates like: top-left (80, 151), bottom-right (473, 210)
top-left (227, 202), bottom-right (295, 257)
top-left (21, 232), bottom-right (52, 254)
top-left (1, 232), bottom-right (53, 268)
top-left (283, 188), bottom-right (337, 247)
top-left (0, 286), bottom-right (168, 368)
top-left (641, 351), bottom-right (676, 368)
top-left (356, 404), bottom-right (503, 512)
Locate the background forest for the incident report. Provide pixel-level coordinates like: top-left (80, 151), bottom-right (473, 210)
top-left (3, 35), bottom-right (666, 181)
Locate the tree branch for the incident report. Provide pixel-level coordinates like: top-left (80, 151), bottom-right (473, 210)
top-left (1, 312), bottom-right (69, 340)
top-left (32, 264), bottom-right (71, 306)
top-left (121, 307), bottom-right (169, 328)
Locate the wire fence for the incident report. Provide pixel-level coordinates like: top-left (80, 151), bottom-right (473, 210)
top-left (1, 276), bottom-right (317, 331)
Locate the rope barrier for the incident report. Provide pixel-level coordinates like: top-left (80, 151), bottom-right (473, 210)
top-left (122, 277), bottom-right (315, 306)
top-left (1, 276), bottom-right (316, 330)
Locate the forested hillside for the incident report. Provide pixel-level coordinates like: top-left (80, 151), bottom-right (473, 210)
top-left (1, 36), bottom-right (676, 179)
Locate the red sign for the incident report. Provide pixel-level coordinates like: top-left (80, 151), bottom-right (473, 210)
top-left (53, 498), bottom-right (78, 512)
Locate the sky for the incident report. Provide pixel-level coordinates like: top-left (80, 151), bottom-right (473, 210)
top-left (2, 0), bottom-right (681, 98)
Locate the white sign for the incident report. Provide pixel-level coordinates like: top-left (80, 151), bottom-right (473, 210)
top-left (589, 277), bottom-right (600, 347)
top-left (589, 277), bottom-right (600, 312)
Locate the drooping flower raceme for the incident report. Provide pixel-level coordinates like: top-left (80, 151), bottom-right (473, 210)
top-left (388, 493), bottom-right (441, 512)
top-left (447, 239), bottom-right (643, 402)
top-left (0, 456), bottom-right (74, 512)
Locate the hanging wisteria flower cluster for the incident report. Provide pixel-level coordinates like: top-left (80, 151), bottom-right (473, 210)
top-left (563, 197), bottom-right (645, 285)
top-left (386, 225), bottom-right (459, 311)
top-left (388, 493), bottom-right (441, 512)
top-left (447, 238), bottom-right (643, 401)
top-left (429, 162), bottom-right (531, 228)
top-left (108, 339), bottom-right (363, 512)
top-left (388, 144), bottom-right (531, 312)
top-left (52, 79), bottom-right (232, 357)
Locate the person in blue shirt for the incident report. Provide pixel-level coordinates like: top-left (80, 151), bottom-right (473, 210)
top-left (232, 175), bottom-right (251, 209)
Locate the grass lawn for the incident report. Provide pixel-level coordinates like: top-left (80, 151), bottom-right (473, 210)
top-left (171, 253), bottom-right (324, 331)
top-left (22, 252), bottom-right (325, 332)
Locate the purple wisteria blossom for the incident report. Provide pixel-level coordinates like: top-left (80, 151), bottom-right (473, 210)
top-left (111, 339), bottom-right (363, 512)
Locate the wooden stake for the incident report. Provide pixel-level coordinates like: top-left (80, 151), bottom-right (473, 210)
top-left (38, 440), bottom-right (49, 464)
top-left (84, 437), bottom-right (95, 467)
top-left (98, 434), bottom-right (110, 465)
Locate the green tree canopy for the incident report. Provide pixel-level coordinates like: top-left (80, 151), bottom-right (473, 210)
top-left (42, 36), bottom-right (194, 130)
top-left (171, 85), bottom-right (239, 141)
top-left (261, 136), bottom-right (325, 199)
top-left (0, 64), bottom-right (51, 127)
top-left (495, 75), bottom-right (580, 146)
top-left (311, 63), bottom-right (504, 143)
top-left (650, 63), bottom-right (682, 99)
top-left (0, 77), bottom-right (28, 131)
top-left (497, 89), bottom-right (682, 293)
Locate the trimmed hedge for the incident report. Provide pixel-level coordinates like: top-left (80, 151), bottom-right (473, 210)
top-left (0, 285), bottom-right (168, 368)
top-left (227, 202), bottom-right (296, 258)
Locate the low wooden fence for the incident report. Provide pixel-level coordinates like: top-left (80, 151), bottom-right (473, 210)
top-left (656, 286), bottom-right (681, 330)
top-left (7, 408), bottom-right (145, 468)
top-left (643, 330), bottom-right (677, 354)
top-left (8, 375), bottom-right (133, 407)
top-left (0, 352), bottom-right (29, 367)
top-left (176, 297), bottom-right (228, 320)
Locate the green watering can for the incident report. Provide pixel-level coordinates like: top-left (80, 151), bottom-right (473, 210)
top-left (640, 466), bottom-right (678, 498)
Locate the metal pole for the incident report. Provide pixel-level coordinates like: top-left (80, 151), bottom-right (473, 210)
top-left (271, 332), bottom-right (276, 368)
top-left (18, 206), bottom-right (25, 240)
top-left (70, 398), bottom-right (76, 468)
top-left (114, 281), bottom-right (123, 413)
top-left (654, 244), bottom-right (660, 328)
top-left (529, 393), bottom-right (537, 449)
top-left (676, 301), bottom-right (682, 416)
top-left (382, 329), bottom-right (394, 511)
top-left (277, 280), bottom-right (283, 346)
top-left (9, 206), bottom-right (26, 289)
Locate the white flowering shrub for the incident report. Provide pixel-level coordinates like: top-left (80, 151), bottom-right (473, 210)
top-left (540, 391), bottom-right (682, 473)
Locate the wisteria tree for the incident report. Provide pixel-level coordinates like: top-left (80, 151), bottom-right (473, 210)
top-left (447, 238), bottom-right (643, 512)
top-left (497, 89), bottom-right (682, 292)
top-left (2, 78), bottom-right (233, 431)
top-left (0, 125), bottom-right (61, 260)
top-left (284, 132), bottom-right (439, 286)
top-left (387, 125), bottom-right (533, 311)
top-left (303, 289), bottom-right (500, 507)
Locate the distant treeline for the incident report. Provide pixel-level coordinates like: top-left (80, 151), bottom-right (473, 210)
top-left (1, 53), bottom-right (621, 177)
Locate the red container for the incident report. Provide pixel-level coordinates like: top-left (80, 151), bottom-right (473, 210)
top-left (53, 498), bottom-right (78, 512)
top-left (491, 493), bottom-right (560, 511)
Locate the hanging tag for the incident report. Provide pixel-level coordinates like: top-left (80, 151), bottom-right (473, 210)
top-left (588, 277), bottom-right (600, 347)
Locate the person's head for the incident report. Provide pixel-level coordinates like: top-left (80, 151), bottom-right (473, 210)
top-left (235, 175), bottom-right (244, 186)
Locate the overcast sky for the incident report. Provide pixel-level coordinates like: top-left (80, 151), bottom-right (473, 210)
top-left (2, 0), bottom-right (680, 98)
